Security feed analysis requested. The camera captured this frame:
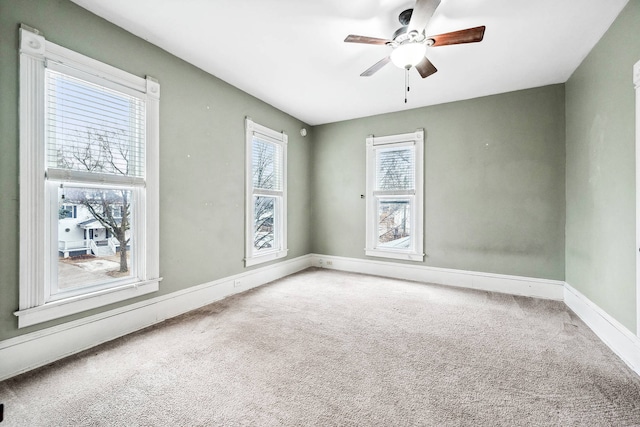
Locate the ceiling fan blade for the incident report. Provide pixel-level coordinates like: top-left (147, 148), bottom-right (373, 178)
top-left (361, 56), bottom-right (391, 77)
top-left (428, 26), bottom-right (486, 47)
top-left (415, 56), bottom-right (438, 78)
top-left (344, 35), bottom-right (391, 45)
top-left (407, 0), bottom-right (441, 34)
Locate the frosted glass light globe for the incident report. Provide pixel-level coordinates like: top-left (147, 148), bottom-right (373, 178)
top-left (390, 43), bottom-right (427, 69)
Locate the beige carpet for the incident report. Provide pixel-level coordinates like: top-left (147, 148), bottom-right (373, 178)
top-left (1, 268), bottom-right (640, 426)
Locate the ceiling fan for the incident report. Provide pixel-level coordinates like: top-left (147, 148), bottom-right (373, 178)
top-left (344, 0), bottom-right (485, 83)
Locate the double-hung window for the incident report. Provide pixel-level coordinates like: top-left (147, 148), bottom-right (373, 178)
top-left (245, 118), bottom-right (288, 266)
top-left (16, 26), bottom-right (161, 328)
top-left (365, 129), bottom-right (424, 261)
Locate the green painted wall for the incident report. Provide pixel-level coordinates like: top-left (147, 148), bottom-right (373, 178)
top-left (1, 0), bottom-right (635, 345)
top-left (0, 0), bottom-right (312, 340)
top-left (311, 85), bottom-right (566, 281)
top-left (565, 1), bottom-right (640, 333)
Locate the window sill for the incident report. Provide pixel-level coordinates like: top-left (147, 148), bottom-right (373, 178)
top-left (365, 249), bottom-right (424, 262)
top-left (14, 278), bottom-right (161, 328)
top-left (245, 249), bottom-right (288, 267)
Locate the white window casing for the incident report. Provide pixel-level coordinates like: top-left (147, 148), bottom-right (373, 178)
top-left (16, 25), bottom-right (161, 328)
top-left (365, 129), bottom-right (424, 262)
top-left (634, 59), bottom-right (640, 336)
top-left (245, 117), bottom-right (288, 267)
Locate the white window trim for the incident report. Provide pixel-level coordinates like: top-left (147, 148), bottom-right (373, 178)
top-left (15, 25), bottom-right (162, 328)
top-left (245, 117), bottom-right (288, 267)
top-left (634, 59), bottom-right (640, 336)
top-left (365, 129), bottom-right (424, 262)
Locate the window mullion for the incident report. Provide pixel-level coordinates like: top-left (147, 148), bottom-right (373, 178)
top-left (253, 188), bottom-right (283, 197)
top-left (373, 189), bottom-right (415, 197)
top-left (46, 169), bottom-right (146, 187)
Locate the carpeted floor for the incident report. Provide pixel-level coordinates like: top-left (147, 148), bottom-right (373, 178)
top-left (1, 268), bottom-right (640, 426)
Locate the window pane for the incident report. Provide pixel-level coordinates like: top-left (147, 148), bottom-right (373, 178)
top-left (252, 137), bottom-right (282, 191)
top-left (377, 199), bottom-right (411, 249)
top-left (45, 69), bottom-right (146, 178)
top-left (376, 147), bottom-right (415, 191)
top-left (60, 204), bottom-right (75, 218)
top-left (254, 196), bottom-right (276, 251)
top-left (57, 185), bottom-right (133, 292)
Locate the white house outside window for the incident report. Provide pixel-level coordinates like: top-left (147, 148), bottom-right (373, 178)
top-left (16, 26), bottom-right (161, 328)
top-left (365, 129), bottom-right (424, 261)
top-left (245, 118), bottom-right (288, 267)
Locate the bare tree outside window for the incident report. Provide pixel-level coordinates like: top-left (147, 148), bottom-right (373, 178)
top-left (59, 129), bottom-right (133, 273)
top-left (254, 197), bottom-right (275, 250)
top-left (378, 200), bottom-right (410, 247)
top-left (253, 139), bottom-right (276, 190)
top-left (376, 147), bottom-right (415, 249)
top-left (377, 148), bottom-right (413, 190)
top-left (252, 138), bottom-right (280, 251)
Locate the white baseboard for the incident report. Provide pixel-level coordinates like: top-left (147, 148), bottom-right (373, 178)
top-left (0, 254), bottom-right (312, 382)
top-left (564, 282), bottom-right (640, 376)
top-left (310, 254), bottom-right (565, 300)
top-left (314, 254), bottom-right (640, 376)
top-left (3, 252), bottom-right (638, 381)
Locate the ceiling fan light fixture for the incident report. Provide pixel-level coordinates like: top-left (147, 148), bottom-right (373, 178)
top-left (390, 42), bottom-right (427, 69)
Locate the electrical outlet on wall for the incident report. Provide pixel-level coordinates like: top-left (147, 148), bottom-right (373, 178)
top-left (318, 259), bottom-right (324, 266)
top-left (326, 260), bottom-right (333, 266)
top-left (233, 280), bottom-right (241, 288)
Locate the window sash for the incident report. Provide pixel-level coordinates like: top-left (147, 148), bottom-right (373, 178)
top-left (251, 158), bottom-right (283, 256)
top-left (252, 195), bottom-right (281, 255)
top-left (48, 182), bottom-right (139, 302)
top-left (375, 146), bottom-right (416, 192)
top-left (374, 196), bottom-right (415, 253)
top-left (44, 66), bottom-right (146, 183)
top-left (252, 136), bottom-right (283, 192)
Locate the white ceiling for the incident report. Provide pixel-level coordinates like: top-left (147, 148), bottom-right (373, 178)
top-left (70, 0), bottom-right (628, 126)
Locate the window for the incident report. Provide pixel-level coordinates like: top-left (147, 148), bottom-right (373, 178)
top-left (111, 206), bottom-right (124, 219)
top-left (16, 26), bottom-right (161, 328)
top-left (245, 118), bottom-right (287, 266)
top-left (59, 204), bottom-right (77, 219)
top-left (365, 130), bottom-right (424, 261)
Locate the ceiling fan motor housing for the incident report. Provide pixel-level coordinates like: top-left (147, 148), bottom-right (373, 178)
top-left (393, 26), bottom-right (409, 42)
top-left (398, 8), bottom-right (413, 26)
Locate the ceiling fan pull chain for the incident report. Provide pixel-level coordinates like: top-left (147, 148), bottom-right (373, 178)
top-left (404, 67), bottom-right (409, 103)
